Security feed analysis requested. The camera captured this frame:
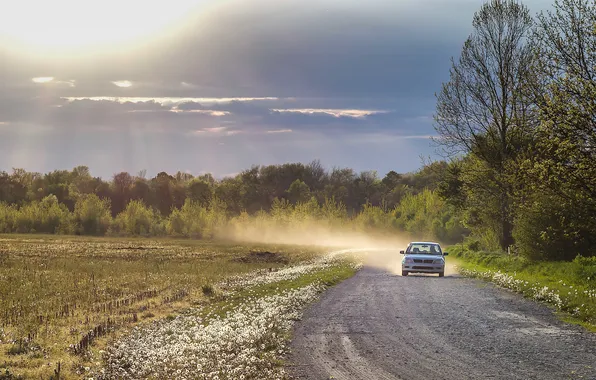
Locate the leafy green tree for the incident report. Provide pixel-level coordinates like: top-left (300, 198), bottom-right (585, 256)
top-left (14, 195), bottom-right (72, 234)
top-left (513, 191), bottom-right (594, 260)
top-left (434, 0), bottom-right (535, 250)
top-left (187, 179), bottom-right (213, 206)
top-left (167, 200), bottom-right (211, 238)
top-left (215, 178), bottom-right (244, 214)
top-left (286, 179), bottom-right (311, 204)
top-left (73, 194), bottom-right (112, 235)
top-left (529, 0), bottom-right (595, 211)
top-left (111, 172), bottom-right (133, 216)
top-left (43, 170), bottom-right (74, 210)
top-left (0, 203), bottom-right (17, 232)
top-left (511, 0), bottom-right (596, 259)
top-left (0, 171), bottom-right (26, 204)
top-left (151, 172), bottom-right (176, 216)
top-left (113, 200), bottom-right (162, 236)
top-left (130, 178), bottom-right (151, 204)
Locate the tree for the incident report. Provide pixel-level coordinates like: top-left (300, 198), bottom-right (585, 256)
top-left (151, 172), bottom-right (175, 216)
top-left (111, 172), bottom-right (133, 215)
top-left (215, 178), bottom-right (244, 214)
top-left (381, 171), bottom-right (402, 189)
top-left (187, 179), bottom-right (213, 206)
top-left (433, 0), bottom-right (535, 250)
top-left (529, 0), bottom-right (596, 209)
top-left (73, 194), bottom-right (111, 235)
top-left (514, 0), bottom-right (596, 258)
top-left (437, 160), bottom-right (466, 209)
top-left (286, 179), bottom-right (311, 204)
top-left (130, 178), bottom-right (151, 204)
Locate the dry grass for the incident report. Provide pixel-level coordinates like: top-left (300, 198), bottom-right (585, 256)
top-left (0, 234), bottom-right (328, 379)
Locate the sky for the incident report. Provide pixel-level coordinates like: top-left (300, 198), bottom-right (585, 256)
top-left (0, 0), bottom-right (550, 179)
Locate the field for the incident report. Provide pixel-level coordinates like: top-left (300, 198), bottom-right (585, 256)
top-left (0, 235), bottom-right (354, 379)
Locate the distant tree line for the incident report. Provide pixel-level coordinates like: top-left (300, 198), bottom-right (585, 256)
top-left (0, 161), bottom-right (467, 244)
top-left (434, 0), bottom-right (595, 260)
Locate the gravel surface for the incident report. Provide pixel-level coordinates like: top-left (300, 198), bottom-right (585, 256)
top-left (287, 264), bottom-right (596, 380)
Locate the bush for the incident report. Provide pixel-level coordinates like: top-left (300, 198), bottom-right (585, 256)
top-left (393, 189), bottom-right (467, 243)
top-left (513, 192), bottom-right (595, 260)
top-left (12, 195), bottom-right (72, 234)
top-left (112, 200), bottom-right (163, 236)
top-left (0, 203), bottom-right (17, 233)
top-left (73, 194), bottom-right (112, 235)
top-left (166, 200), bottom-right (211, 238)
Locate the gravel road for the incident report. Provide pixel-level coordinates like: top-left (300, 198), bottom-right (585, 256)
top-left (287, 258), bottom-right (596, 380)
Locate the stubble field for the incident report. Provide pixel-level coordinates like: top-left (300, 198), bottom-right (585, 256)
top-left (0, 235), bottom-right (358, 379)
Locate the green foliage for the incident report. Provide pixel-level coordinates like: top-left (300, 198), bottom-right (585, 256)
top-left (73, 194), bottom-right (111, 235)
top-left (392, 189), bottom-right (466, 243)
top-left (513, 191), bottom-right (595, 261)
top-left (286, 179), bottom-right (311, 205)
top-left (166, 199), bottom-right (224, 238)
top-left (12, 195), bottom-right (72, 234)
top-left (353, 203), bottom-right (395, 231)
top-left (187, 179), bottom-right (213, 206)
top-left (112, 200), bottom-right (164, 236)
top-left (0, 203), bottom-right (17, 233)
top-left (573, 256), bottom-right (596, 287)
top-left (508, 0), bottom-right (596, 260)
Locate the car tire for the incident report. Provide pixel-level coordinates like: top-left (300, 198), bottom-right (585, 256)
top-left (438, 272), bottom-right (444, 277)
top-left (402, 271), bottom-right (408, 276)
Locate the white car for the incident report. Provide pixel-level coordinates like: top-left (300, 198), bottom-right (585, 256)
top-left (400, 241), bottom-right (448, 277)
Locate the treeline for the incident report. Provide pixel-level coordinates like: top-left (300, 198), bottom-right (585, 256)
top-left (0, 162), bottom-right (466, 243)
top-left (433, 0), bottom-right (595, 260)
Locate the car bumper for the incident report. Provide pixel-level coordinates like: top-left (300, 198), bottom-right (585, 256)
top-left (402, 265), bottom-right (444, 273)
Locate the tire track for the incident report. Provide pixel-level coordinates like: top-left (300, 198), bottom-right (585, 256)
top-left (287, 265), bottom-right (596, 380)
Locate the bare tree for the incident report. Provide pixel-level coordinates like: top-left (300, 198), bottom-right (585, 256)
top-left (433, 0), bottom-right (535, 250)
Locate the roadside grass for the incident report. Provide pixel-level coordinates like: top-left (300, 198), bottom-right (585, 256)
top-left (0, 234), bottom-right (332, 379)
top-left (99, 257), bottom-right (359, 379)
top-left (449, 245), bottom-right (596, 331)
top-left (199, 262), bottom-right (357, 321)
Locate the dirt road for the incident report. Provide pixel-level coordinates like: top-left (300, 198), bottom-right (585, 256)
top-left (287, 261), bottom-right (596, 380)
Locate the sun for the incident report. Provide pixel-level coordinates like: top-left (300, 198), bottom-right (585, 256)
top-left (0, 0), bottom-right (201, 52)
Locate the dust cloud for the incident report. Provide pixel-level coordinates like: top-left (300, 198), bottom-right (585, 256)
top-left (217, 223), bottom-right (422, 275)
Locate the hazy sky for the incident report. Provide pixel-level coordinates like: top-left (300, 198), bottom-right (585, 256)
top-left (0, 0), bottom-right (550, 179)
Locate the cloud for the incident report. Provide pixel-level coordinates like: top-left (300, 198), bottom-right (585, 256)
top-left (266, 129), bottom-right (292, 134)
top-left (66, 96), bottom-right (280, 105)
top-left (0, 94), bottom-right (436, 141)
top-left (112, 80), bottom-right (133, 88)
top-left (32, 77), bottom-right (54, 83)
top-left (270, 109), bottom-right (388, 118)
top-left (4, 0), bottom-right (557, 177)
top-left (202, 127), bottom-right (227, 133)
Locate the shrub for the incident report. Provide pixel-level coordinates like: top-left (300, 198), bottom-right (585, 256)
top-left (12, 195), bottom-right (72, 234)
top-left (166, 200), bottom-right (212, 238)
top-left (0, 203), bottom-right (17, 233)
top-left (513, 192), bottom-right (595, 260)
top-left (73, 194), bottom-right (112, 235)
top-left (112, 200), bottom-right (163, 236)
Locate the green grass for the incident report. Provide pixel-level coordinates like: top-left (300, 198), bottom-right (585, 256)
top-left (0, 234), bottom-right (333, 379)
top-left (449, 245), bottom-right (596, 331)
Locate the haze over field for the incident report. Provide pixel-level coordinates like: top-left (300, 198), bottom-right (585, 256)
top-left (0, 0), bottom-right (551, 178)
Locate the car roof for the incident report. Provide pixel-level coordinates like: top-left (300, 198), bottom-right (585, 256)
top-left (409, 241), bottom-right (441, 245)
